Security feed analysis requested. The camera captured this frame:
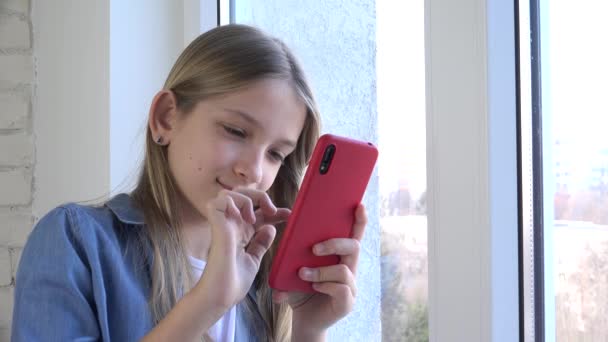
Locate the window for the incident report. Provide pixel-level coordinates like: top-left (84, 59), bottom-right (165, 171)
top-left (377, 1), bottom-right (428, 340)
top-left (522, 0), bottom-right (608, 340)
top-left (224, 0), bottom-right (520, 340)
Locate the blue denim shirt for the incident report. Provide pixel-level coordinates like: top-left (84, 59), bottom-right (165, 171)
top-left (12, 194), bottom-right (260, 342)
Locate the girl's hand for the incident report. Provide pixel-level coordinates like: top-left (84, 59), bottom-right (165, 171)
top-left (273, 204), bottom-right (368, 338)
top-left (196, 188), bottom-right (290, 312)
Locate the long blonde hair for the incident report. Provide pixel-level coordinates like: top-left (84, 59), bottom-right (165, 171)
top-left (130, 24), bottom-right (321, 341)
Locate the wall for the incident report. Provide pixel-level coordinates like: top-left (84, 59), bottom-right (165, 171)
top-left (34, 0), bottom-right (110, 218)
top-left (235, 1), bottom-right (381, 340)
top-left (0, 0), bottom-right (34, 339)
top-left (110, 1), bottom-right (184, 193)
top-left (0, 0), bottom-right (186, 338)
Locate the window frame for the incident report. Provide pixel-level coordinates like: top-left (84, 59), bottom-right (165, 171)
top-left (183, 0), bottom-right (220, 44)
top-left (425, 0), bottom-right (520, 340)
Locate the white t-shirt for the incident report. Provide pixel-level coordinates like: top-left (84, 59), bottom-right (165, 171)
top-left (188, 256), bottom-right (236, 342)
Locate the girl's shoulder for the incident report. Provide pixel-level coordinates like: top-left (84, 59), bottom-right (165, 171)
top-left (24, 193), bottom-right (147, 263)
top-left (36, 193), bottom-right (143, 235)
top-left (13, 194), bottom-right (154, 341)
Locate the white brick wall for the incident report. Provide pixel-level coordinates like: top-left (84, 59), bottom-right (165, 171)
top-left (0, 0), bottom-right (34, 337)
top-left (0, 248), bottom-right (10, 286)
top-left (0, 134), bottom-right (33, 165)
top-left (0, 169), bottom-right (31, 205)
top-left (10, 248), bottom-right (22, 281)
top-left (0, 0), bottom-right (29, 14)
top-left (0, 15), bottom-right (30, 49)
top-left (0, 55), bottom-right (34, 83)
top-left (0, 93), bottom-right (29, 130)
top-left (0, 213), bottom-right (33, 247)
top-left (0, 287), bottom-right (14, 341)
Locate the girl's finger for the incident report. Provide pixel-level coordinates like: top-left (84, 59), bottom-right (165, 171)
top-left (311, 282), bottom-right (354, 315)
top-left (255, 207), bottom-right (291, 227)
top-left (312, 238), bottom-right (360, 257)
top-left (206, 194), bottom-right (255, 247)
top-left (245, 224), bottom-right (276, 264)
top-left (225, 195), bottom-right (241, 220)
top-left (299, 264), bottom-right (357, 297)
top-left (233, 187), bottom-right (278, 216)
top-left (339, 204), bottom-right (367, 275)
top-left (350, 204), bottom-right (367, 241)
top-left (218, 190), bottom-right (256, 224)
top-left (206, 193), bottom-right (244, 224)
top-left (313, 237), bottom-right (361, 275)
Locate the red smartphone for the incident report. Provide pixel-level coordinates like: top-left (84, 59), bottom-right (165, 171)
top-left (269, 133), bottom-right (378, 292)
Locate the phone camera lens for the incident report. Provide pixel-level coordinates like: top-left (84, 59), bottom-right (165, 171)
top-left (322, 145), bottom-right (336, 162)
top-left (319, 144), bottom-right (335, 175)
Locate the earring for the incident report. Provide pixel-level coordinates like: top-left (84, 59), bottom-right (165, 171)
top-left (156, 136), bottom-right (163, 144)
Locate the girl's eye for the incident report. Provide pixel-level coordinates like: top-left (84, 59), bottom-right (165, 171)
top-left (223, 125), bottom-right (246, 138)
top-left (269, 151), bottom-right (285, 164)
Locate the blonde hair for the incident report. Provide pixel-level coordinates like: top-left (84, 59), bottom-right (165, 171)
top-left (131, 24), bottom-right (321, 341)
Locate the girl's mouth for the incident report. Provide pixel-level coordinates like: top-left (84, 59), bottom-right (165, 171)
top-left (216, 179), bottom-right (233, 191)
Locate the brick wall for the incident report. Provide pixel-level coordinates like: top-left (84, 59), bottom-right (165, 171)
top-left (0, 0), bottom-right (35, 339)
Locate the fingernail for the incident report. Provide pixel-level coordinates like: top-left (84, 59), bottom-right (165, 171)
top-left (313, 244), bottom-right (326, 255)
top-left (301, 267), bottom-right (314, 280)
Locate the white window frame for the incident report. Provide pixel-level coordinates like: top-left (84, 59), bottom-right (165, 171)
top-left (184, 0), bottom-right (220, 46)
top-left (426, 0), bottom-right (520, 340)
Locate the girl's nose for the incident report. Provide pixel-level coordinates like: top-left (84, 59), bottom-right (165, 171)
top-left (234, 150), bottom-right (263, 186)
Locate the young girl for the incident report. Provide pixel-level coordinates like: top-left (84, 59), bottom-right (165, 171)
top-left (11, 24), bottom-right (367, 342)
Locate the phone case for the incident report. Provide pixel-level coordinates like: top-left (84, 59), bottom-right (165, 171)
top-left (268, 133), bottom-right (378, 292)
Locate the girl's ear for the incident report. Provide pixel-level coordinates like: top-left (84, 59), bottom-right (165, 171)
top-left (148, 90), bottom-right (179, 145)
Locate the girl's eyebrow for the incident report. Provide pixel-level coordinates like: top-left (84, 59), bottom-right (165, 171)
top-left (224, 108), bottom-right (261, 128)
top-left (223, 108), bottom-right (297, 148)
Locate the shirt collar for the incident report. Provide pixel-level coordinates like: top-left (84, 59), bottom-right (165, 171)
top-left (105, 193), bottom-right (145, 226)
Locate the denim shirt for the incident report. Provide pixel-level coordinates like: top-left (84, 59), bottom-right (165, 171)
top-left (11, 194), bottom-right (261, 342)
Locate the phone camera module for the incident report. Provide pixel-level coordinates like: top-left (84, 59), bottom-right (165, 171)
top-left (319, 144), bottom-right (335, 175)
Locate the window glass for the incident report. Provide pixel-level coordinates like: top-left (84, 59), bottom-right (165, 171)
top-left (540, 1), bottom-right (608, 340)
top-left (377, 1), bottom-right (428, 340)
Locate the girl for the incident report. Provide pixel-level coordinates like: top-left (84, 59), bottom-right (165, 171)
top-left (11, 24), bottom-right (367, 342)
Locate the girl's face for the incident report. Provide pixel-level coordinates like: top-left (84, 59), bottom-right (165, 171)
top-left (167, 78), bottom-right (307, 219)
